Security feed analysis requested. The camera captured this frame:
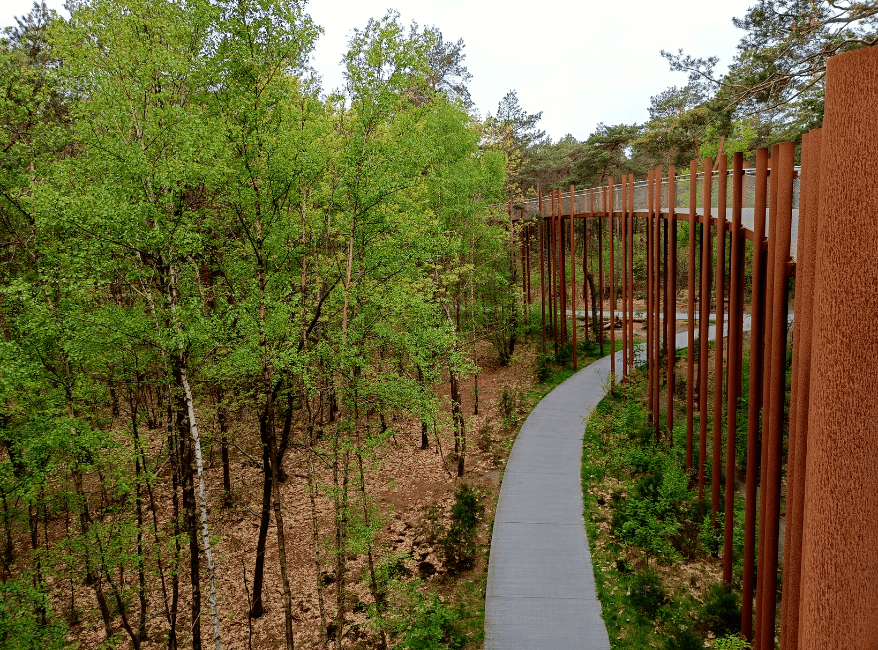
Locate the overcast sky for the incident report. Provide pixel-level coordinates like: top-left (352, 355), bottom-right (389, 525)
top-left (2, 0), bottom-right (755, 142)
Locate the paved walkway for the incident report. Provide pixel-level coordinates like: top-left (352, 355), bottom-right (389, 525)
top-left (484, 313), bottom-right (751, 649)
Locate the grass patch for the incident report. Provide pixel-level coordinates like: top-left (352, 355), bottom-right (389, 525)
top-left (581, 373), bottom-right (753, 649)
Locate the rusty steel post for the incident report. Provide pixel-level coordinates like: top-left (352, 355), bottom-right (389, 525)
top-left (663, 177), bottom-right (670, 380)
top-left (647, 169), bottom-right (654, 416)
top-left (628, 175), bottom-right (634, 374)
top-left (598, 187), bottom-right (605, 356)
top-left (585, 190), bottom-right (591, 342)
top-left (570, 185), bottom-right (577, 370)
top-left (557, 187), bottom-right (569, 345)
top-left (621, 174), bottom-right (628, 379)
top-left (712, 155), bottom-right (728, 523)
top-left (608, 178), bottom-right (616, 382)
top-left (539, 192), bottom-right (546, 349)
top-left (686, 161), bottom-right (697, 472)
top-left (654, 168), bottom-right (662, 438)
top-left (741, 148), bottom-right (769, 641)
top-left (698, 159), bottom-right (713, 500)
top-left (551, 189), bottom-right (559, 356)
top-left (667, 166), bottom-right (677, 438)
top-left (755, 147), bottom-right (780, 647)
top-left (757, 142), bottom-right (795, 650)
top-left (723, 153), bottom-right (744, 582)
top-left (798, 46), bottom-right (878, 649)
top-left (780, 129), bottom-right (822, 650)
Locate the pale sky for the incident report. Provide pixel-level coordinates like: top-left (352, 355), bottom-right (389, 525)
top-left (2, 0), bottom-right (755, 142)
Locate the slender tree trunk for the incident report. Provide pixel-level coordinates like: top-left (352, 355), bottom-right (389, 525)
top-left (306, 443), bottom-right (329, 650)
top-left (449, 363), bottom-right (466, 478)
top-left (332, 428), bottom-right (351, 648)
top-left (130, 403), bottom-right (149, 641)
top-left (175, 394), bottom-right (202, 650)
top-left (269, 400), bottom-right (295, 649)
top-left (217, 389), bottom-right (232, 508)
top-left (357, 444), bottom-right (388, 650)
top-left (250, 414), bottom-right (273, 619)
top-left (166, 402), bottom-right (181, 650)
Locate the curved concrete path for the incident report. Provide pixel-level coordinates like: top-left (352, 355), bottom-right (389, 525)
top-left (484, 312), bottom-right (764, 649)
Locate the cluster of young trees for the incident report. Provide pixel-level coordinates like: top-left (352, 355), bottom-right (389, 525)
top-left (0, 1), bottom-right (527, 647)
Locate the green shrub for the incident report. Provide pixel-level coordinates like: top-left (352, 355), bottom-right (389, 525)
top-left (630, 567), bottom-right (668, 618)
top-left (712, 633), bottom-right (752, 649)
top-left (0, 576), bottom-right (67, 650)
top-left (697, 583), bottom-right (742, 638)
top-left (610, 455), bottom-right (692, 559)
top-left (662, 627), bottom-right (703, 650)
top-left (439, 484), bottom-right (483, 573)
top-left (379, 580), bottom-right (466, 650)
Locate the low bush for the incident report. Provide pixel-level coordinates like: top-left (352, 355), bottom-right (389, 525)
top-left (439, 484), bottom-right (483, 573)
top-left (630, 567), bottom-right (668, 618)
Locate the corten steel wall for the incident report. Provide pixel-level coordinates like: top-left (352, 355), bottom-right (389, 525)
top-left (798, 45), bottom-right (878, 649)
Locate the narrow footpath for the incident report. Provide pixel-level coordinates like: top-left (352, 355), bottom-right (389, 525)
top-left (484, 314), bottom-right (742, 649)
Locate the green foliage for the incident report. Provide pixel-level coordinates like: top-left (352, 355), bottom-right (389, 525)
top-left (697, 583), bottom-right (742, 639)
top-left (439, 484), bottom-right (483, 573)
top-left (712, 633), bottom-right (752, 650)
top-left (372, 579), bottom-right (466, 650)
top-left (0, 576), bottom-right (67, 650)
top-left (630, 568), bottom-right (668, 619)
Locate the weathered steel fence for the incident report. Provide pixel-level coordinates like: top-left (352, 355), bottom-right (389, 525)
top-left (509, 46), bottom-right (878, 649)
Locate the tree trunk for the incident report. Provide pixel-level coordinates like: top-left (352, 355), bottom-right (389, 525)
top-left (306, 444), bottom-right (329, 650)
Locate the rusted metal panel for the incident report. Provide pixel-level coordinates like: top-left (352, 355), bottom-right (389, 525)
top-left (647, 169), bottom-right (654, 417)
top-left (686, 161), bottom-right (697, 472)
top-left (712, 155), bottom-right (728, 523)
top-left (723, 153), bottom-right (745, 582)
top-left (621, 175), bottom-right (628, 379)
top-left (780, 128), bottom-right (822, 650)
top-left (628, 175), bottom-right (635, 375)
top-left (799, 46), bottom-right (878, 649)
top-left (667, 166), bottom-right (677, 438)
top-left (757, 142), bottom-right (795, 650)
top-left (608, 178), bottom-right (615, 382)
top-left (756, 146), bottom-right (780, 648)
top-left (654, 168), bottom-right (662, 439)
top-left (742, 148), bottom-right (768, 642)
top-left (570, 185), bottom-right (577, 370)
top-left (698, 159), bottom-right (713, 499)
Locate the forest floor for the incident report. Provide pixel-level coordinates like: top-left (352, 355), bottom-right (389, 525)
top-left (60, 319), bottom-right (614, 649)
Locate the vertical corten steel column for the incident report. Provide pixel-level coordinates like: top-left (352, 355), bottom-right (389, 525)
top-left (755, 147), bottom-right (780, 647)
top-left (608, 179), bottom-right (616, 382)
top-left (799, 47), bottom-right (878, 650)
top-left (757, 142), bottom-right (795, 650)
top-left (780, 129), bottom-right (821, 650)
top-left (723, 153), bottom-right (745, 582)
top-left (598, 187), bottom-right (605, 355)
top-left (539, 192), bottom-right (546, 349)
top-left (663, 178), bottom-right (670, 377)
top-left (585, 190), bottom-right (592, 342)
top-left (742, 148), bottom-right (769, 642)
top-left (647, 169), bottom-right (654, 416)
top-left (558, 187), bottom-right (569, 345)
top-left (712, 155), bottom-right (728, 522)
top-left (667, 166), bottom-right (676, 438)
top-left (686, 161), bottom-right (697, 472)
top-left (570, 185), bottom-right (577, 370)
top-left (654, 168), bottom-right (662, 438)
top-left (621, 175), bottom-right (628, 379)
top-left (628, 175), bottom-right (635, 374)
top-left (551, 190), bottom-right (559, 356)
top-left (697, 159), bottom-right (713, 499)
